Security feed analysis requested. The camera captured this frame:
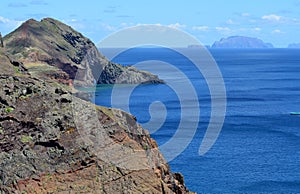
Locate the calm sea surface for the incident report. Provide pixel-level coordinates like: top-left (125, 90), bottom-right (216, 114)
top-left (95, 48), bottom-right (300, 193)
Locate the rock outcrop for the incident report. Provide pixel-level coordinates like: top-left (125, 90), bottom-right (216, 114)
top-left (0, 48), bottom-right (28, 76)
top-left (3, 18), bottom-right (164, 86)
top-left (0, 27), bottom-right (192, 193)
top-left (212, 36), bottom-right (274, 48)
top-left (0, 33), bottom-right (3, 48)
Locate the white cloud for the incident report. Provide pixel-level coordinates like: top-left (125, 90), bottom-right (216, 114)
top-left (192, 25), bottom-right (209, 31)
top-left (215, 27), bottom-right (232, 35)
top-left (136, 23), bottom-right (162, 27)
top-left (120, 22), bottom-right (137, 28)
top-left (100, 23), bottom-right (116, 31)
top-left (272, 29), bottom-right (283, 34)
top-left (135, 23), bottom-right (186, 29)
top-left (0, 16), bottom-right (23, 28)
top-left (226, 19), bottom-right (234, 24)
top-left (260, 15), bottom-right (300, 25)
top-left (0, 16), bottom-right (10, 23)
top-left (167, 23), bottom-right (186, 29)
top-left (62, 19), bottom-right (86, 30)
top-left (110, 23), bottom-right (165, 33)
top-left (120, 22), bottom-right (128, 27)
top-left (262, 14), bottom-right (282, 21)
top-left (216, 27), bottom-right (230, 32)
top-left (253, 27), bottom-right (261, 31)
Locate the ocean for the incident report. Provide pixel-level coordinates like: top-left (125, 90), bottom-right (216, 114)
top-left (95, 48), bottom-right (300, 193)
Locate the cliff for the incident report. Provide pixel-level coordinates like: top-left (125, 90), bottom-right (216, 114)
top-left (212, 36), bottom-right (274, 48)
top-left (0, 51), bottom-right (191, 193)
top-left (3, 18), bottom-right (164, 86)
top-left (0, 21), bottom-right (192, 193)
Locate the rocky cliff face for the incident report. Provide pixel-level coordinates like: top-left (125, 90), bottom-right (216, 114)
top-left (3, 18), bottom-right (164, 86)
top-left (0, 43), bottom-right (192, 193)
top-left (0, 33), bottom-right (3, 48)
top-left (212, 36), bottom-right (273, 48)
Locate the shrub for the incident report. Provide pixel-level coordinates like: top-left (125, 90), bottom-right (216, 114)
top-left (5, 107), bottom-right (14, 113)
top-left (21, 135), bottom-right (33, 143)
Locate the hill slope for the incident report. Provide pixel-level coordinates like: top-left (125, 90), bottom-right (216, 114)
top-left (3, 18), bottom-right (163, 86)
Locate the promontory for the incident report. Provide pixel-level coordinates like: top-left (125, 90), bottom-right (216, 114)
top-left (0, 18), bottom-right (193, 193)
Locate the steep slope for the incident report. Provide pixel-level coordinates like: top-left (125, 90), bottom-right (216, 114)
top-left (212, 36), bottom-right (274, 48)
top-left (0, 48), bottom-right (28, 76)
top-left (0, 52), bottom-right (192, 193)
top-left (3, 18), bottom-right (163, 86)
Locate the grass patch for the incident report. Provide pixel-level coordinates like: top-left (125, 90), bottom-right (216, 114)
top-left (13, 66), bottom-right (20, 73)
top-left (21, 135), bottom-right (33, 143)
top-left (24, 62), bottom-right (60, 74)
top-left (5, 107), bottom-right (14, 113)
top-left (24, 62), bottom-right (49, 68)
top-left (19, 94), bottom-right (32, 100)
top-left (96, 106), bottom-right (115, 120)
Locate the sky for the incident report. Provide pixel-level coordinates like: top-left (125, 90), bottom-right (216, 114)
top-left (1, 0), bottom-right (300, 47)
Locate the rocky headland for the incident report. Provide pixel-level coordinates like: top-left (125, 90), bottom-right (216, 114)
top-left (3, 18), bottom-right (164, 86)
top-left (0, 18), bottom-right (192, 193)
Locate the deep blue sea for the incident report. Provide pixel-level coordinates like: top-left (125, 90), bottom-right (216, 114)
top-left (96, 48), bottom-right (300, 193)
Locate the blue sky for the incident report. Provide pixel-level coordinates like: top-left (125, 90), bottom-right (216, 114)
top-left (1, 0), bottom-right (300, 47)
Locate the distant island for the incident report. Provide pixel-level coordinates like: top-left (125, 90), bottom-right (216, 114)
top-left (212, 36), bottom-right (274, 48)
top-left (287, 43), bottom-right (300, 48)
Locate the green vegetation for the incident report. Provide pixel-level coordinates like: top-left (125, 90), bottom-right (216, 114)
top-left (20, 135), bottom-right (33, 143)
top-left (96, 106), bottom-right (115, 120)
top-left (143, 144), bottom-right (149, 150)
top-left (5, 107), bottom-right (14, 113)
top-left (14, 66), bottom-right (20, 73)
top-left (19, 94), bottom-right (32, 100)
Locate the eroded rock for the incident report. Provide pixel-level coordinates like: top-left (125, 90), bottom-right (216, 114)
top-left (0, 76), bottom-right (192, 193)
